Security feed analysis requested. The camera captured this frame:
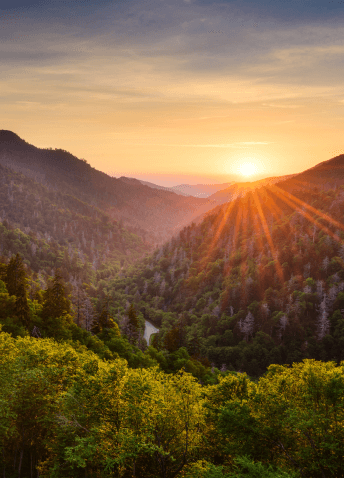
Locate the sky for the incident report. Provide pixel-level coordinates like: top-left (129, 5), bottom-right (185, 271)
top-left (1, 0), bottom-right (344, 187)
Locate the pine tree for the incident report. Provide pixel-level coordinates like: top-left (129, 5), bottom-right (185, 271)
top-left (5, 254), bottom-right (30, 328)
top-left (91, 297), bottom-right (116, 335)
top-left (15, 281), bottom-right (30, 328)
top-left (6, 253), bottom-right (26, 297)
top-left (42, 269), bottom-right (70, 320)
top-left (127, 304), bottom-right (140, 344)
top-left (81, 297), bottom-right (94, 331)
top-left (164, 326), bottom-right (180, 353)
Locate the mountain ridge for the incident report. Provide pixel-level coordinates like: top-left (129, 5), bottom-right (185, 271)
top-left (0, 131), bottom-right (217, 244)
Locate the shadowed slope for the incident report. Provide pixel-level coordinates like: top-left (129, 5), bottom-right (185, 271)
top-left (0, 131), bottom-right (215, 244)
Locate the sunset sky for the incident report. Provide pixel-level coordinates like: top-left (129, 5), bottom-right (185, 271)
top-left (1, 0), bottom-right (344, 186)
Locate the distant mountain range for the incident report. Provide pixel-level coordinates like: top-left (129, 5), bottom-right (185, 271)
top-left (119, 176), bottom-right (236, 198)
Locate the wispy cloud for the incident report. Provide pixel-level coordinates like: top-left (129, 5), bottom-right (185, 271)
top-left (118, 142), bottom-right (272, 148)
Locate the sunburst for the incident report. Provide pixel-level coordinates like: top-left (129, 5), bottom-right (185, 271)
top-left (237, 162), bottom-right (259, 178)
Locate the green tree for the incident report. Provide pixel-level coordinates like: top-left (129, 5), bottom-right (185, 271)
top-left (42, 269), bottom-right (70, 321)
top-left (5, 253), bottom-right (27, 297)
top-left (218, 360), bottom-right (344, 477)
top-left (15, 281), bottom-right (30, 328)
top-left (40, 269), bottom-right (73, 339)
top-left (91, 302), bottom-right (117, 335)
top-left (5, 254), bottom-right (30, 328)
top-left (127, 304), bottom-right (140, 344)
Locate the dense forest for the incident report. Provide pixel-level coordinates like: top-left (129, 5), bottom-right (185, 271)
top-left (110, 183), bottom-right (344, 377)
top-left (1, 258), bottom-right (344, 477)
top-left (0, 162), bottom-right (150, 273)
top-left (2, 132), bottom-right (344, 476)
top-left (0, 130), bottom-right (214, 245)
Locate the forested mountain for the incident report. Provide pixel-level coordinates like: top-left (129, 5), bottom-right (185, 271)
top-left (2, 133), bottom-right (344, 477)
top-left (0, 131), bottom-right (216, 244)
top-left (0, 161), bottom-right (148, 283)
top-left (110, 154), bottom-right (344, 376)
top-left (121, 177), bottom-right (191, 196)
top-left (280, 153), bottom-right (344, 191)
top-left (208, 174), bottom-right (296, 204)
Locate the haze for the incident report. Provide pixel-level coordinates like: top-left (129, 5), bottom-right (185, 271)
top-left (1, 0), bottom-right (344, 186)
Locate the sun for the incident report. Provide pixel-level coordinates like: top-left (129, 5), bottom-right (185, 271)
top-left (237, 162), bottom-right (259, 178)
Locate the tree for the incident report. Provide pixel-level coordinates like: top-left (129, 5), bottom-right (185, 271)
top-left (91, 301), bottom-right (117, 335)
top-left (164, 327), bottom-right (181, 353)
top-left (15, 281), bottom-right (30, 329)
top-left (81, 296), bottom-right (95, 332)
top-left (41, 269), bottom-right (70, 321)
top-left (5, 253), bottom-right (27, 297)
top-left (317, 294), bottom-right (330, 340)
top-left (5, 254), bottom-right (30, 328)
top-left (218, 360), bottom-right (344, 477)
top-left (126, 304), bottom-right (140, 344)
top-left (40, 269), bottom-right (73, 339)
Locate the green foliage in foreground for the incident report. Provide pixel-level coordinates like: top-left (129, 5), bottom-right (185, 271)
top-left (1, 330), bottom-right (343, 478)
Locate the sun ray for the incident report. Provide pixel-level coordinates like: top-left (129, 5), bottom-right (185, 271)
top-left (233, 206), bottom-right (242, 251)
top-left (273, 184), bottom-right (344, 233)
top-left (247, 192), bottom-right (266, 255)
top-left (200, 197), bottom-right (238, 271)
top-left (256, 187), bottom-right (286, 224)
top-left (260, 188), bottom-right (317, 253)
top-left (269, 185), bottom-right (343, 246)
top-left (252, 190), bottom-right (284, 283)
top-left (241, 198), bottom-right (249, 259)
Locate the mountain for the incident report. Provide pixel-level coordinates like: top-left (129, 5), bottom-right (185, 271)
top-left (208, 174), bottom-right (296, 204)
top-left (120, 176), bottom-right (236, 198)
top-left (2, 142), bottom-right (344, 478)
top-left (109, 154), bottom-right (344, 376)
top-left (171, 182), bottom-right (235, 198)
top-left (205, 153), bottom-right (344, 206)
top-left (3, 132), bottom-right (344, 378)
top-left (0, 160), bottom-right (149, 281)
top-left (0, 131), bottom-right (216, 244)
top-left (131, 178), bottom-right (190, 196)
top-left (279, 153), bottom-right (344, 191)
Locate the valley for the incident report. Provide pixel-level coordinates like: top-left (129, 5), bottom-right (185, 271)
top-left (1, 131), bottom-right (344, 477)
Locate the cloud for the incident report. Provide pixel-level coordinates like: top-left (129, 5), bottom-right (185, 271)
top-left (116, 142), bottom-right (272, 148)
top-left (263, 103), bottom-right (302, 109)
top-left (1, 0), bottom-right (344, 110)
top-left (181, 142), bottom-right (272, 147)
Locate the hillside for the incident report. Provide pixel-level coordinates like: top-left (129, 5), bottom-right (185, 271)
top-left (172, 181), bottom-right (235, 198)
top-left (108, 159), bottom-right (344, 375)
top-left (3, 137), bottom-right (344, 378)
top-left (208, 174), bottom-right (296, 204)
top-left (0, 161), bottom-right (150, 293)
top-left (0, 131), bottom-right (215, 244)
top-left (2, 142), bottom-right (344, 476)
top-left (122, 177), bottom-right (237, 198)
top-left (280, 153), bottom-right (344, 191)
top-left (122, 177), bottom-right (191, 196)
